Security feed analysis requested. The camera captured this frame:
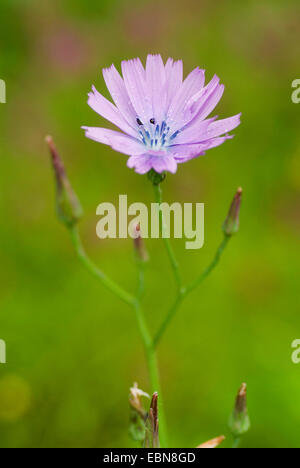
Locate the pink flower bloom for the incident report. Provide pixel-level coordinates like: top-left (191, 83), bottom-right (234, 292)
top-left (83, 54), bottom-right (241, 175)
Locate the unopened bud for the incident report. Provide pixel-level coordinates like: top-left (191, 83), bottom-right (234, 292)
top-left (229, 383), bottom-right (250, 437)
top-left (197, 435), bottom-right (225, 449)
top-left (144, 392), bottom-right (159, 448)
top-left (133, 224), bottom-right (149, 262)
top-left (223, 187), bottom-right (242, 236)
top-left (46, 136), bottom-right (83, 228)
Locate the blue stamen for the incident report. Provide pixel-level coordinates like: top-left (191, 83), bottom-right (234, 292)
top-left (137, 117), bottom-right (176, 151)
top-left (139, 131), bottom-right (146, 145)
top-left (170, 130), bottom-right (179, 141)
top-left (160, 121), bottom-right (166, 135)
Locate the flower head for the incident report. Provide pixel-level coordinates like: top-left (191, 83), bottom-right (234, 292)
top-left (83, 54), bottom-right (241, 174)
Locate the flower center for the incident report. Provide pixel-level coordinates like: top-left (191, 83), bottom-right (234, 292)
top-left (136, 118), bottom-right (179, 151)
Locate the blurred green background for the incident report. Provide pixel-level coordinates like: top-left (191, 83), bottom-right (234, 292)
top-left (0, 0), bottom-right (299, 448)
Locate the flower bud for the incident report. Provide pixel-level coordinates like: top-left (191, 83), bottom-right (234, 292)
top-left (46, 136), bottom-right (83, 228)
top-left (223, 187), bottom-right (242, 236)
top-left (229, 383), bottom-right (250, 437)
top-left (133, 223), bottom-right (149, 262)
top-left (145, 392), bottom-right (159, 448)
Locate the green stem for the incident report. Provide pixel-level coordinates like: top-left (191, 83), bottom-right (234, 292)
top-left (185, 236), bottom-right (230, 295)
top-left (153, 236), bottom-right (231, 347)
top-left (133, 253), bottom-right (168, 447)
top-left (69, 226), bottom-right (135, 306)
top-left (133, 300), bottom-right (168, 448)
top-left (232, 437), bottom-right (241, 448)
top-left (153, 290), bottom-right (185, 348)
top-left (70, 225), bottom-right (168, 447)
top-left (153, 184), bottom-right (182, 291)
top-left (136, 259), bottom-right (145, 301)
top-left (70, 212), bottom-right (231, 447)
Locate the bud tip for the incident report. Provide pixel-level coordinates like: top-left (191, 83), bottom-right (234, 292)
top-left (223, 186), bottom-right (243, 236)
top-left (45, 135), bottom-right (56, 156)
top-left (45, 135), bottom-right (52, 144)
top-left (239, 382), bottom-right (247, 396)
top-left (229, 382), bottom-right (250, 437)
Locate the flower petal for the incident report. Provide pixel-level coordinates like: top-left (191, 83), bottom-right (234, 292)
top-left (102, 64), bottom-right (137, 128)
top-left (127, 153), bottom-right (177, 174)
top-left (174, 152), bottom-right (206, 163)
top-left (127, 155), bottom-right (153, 174)
top-left (151, 154), bottom-right (177, 173)
top-left (146, 54), bottom-right (167, 123)
top-left (204, 113), bottom-right (241, 139)
top-left (176, 113), bottom-right (240, 146)
top-left (173, 113), bottom-right (240, 145)
top-left (165, 58), bottom-right (183, 109)
top-left (172, 117), bottom-right (216, 145)
top-left (82, 127), bottom-right (145, 156)
top-left (190, 81), bottom-right (225, 124)
top-left (121, 58), bottom-right (152, 125)
top-left (183, 74), bottom-right (220, 124)
top-left (170, 135), bottom-right (233, 161)
top-left (167, 67), bottom-right (205, 133)
top-left (87, 86), bottom-right (137, 137)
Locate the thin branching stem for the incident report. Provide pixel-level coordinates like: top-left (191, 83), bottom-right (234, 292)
top-left (136, 259), bottom-right (146, 301)
top-left (133, 300), bottom-right (168, 447)
top-left (153, 290), bottom-right (185, 348)
top-left (153, 206), bottom-right (231, 348)
top-left (70, 197), bottom-right (232, 447)
top-left (153, 184), bottom-right (182, 292)
top-left (70, 225), bottom-right (168, 447)
top-left (185, 236), bottom-right (230, 295)
top-left (133, 253), bottom-right (168, 447)
top-left (70, 225), bottom-right (135, 306)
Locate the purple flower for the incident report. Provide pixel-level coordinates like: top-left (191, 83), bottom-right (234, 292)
top-left (82, 54), bottom-right (241, 175)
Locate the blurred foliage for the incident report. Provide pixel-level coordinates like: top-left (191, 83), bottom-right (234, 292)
top-left (0, 0), bottom-right (300, 448)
